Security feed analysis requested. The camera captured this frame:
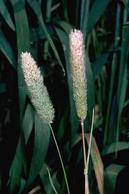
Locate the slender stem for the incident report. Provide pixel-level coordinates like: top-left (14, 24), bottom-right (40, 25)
top-left (49, 125), bottom-right (70, 194)
top-left (81, 119), bottom-right (89, 194)
top-left (85, 109), bottom-right (94, 174)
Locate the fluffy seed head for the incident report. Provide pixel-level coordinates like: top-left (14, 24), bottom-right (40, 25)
top-left (21, 52), bottom-right (54, 124)
top-left (69, 29), bottom-right (87, 120)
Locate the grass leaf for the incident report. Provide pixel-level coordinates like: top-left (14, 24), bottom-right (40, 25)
top-left (55, 27), bottom-right (80, 140)
top-left (0, 0), bottom-right (15, 31)
top-left (102, 142), bottom-right (129, 155)
top-left (27, 0), bottom-right (65, 73)
top-left (0, 29), bottom-right (16, 68)
top-left (11, 0), bottom-right (30, 119)
top-left (87, 0), bottom-right (111, 34)
top-left (22, 104), bottom-right (34, 144)
top-left (86, 135), bottom-right (104, 194)
top-left (28, 113), bottom-right (50, 184)
top-left (9, 136), bottom-right (25, 193)
top-left (104, 164), bottom-right (125, 194)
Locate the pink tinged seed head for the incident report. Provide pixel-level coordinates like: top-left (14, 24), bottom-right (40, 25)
top-left (69, 29), bottom-right (87, 120)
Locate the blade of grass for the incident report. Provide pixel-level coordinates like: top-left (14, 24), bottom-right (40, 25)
top-left (93, 52), bottom-right (110, 80)
top-left (0, 29), bottom-right (16, 69)
top-left (102, 141), bottom-right (129, 155)
top-left (27, 0), bottom-right (65, 74)
top-left (22, 104), bottom-right (34, 144)
top-left (27, 113), bottom-right (50, 185)
top-left (47, 167), bottom-right (58, 194)
top-left (11, 0), bottom-right (30, 121)
top-left (86, 135), bottom-right (104, 194)
top-left (46, 0), bottom-right (53, 22)
top-left (0, 82), bottom-right (6, 94)
top-left (80, 0), bottom-right (90, 38)
top-left (40, 164), bottom-right (61, 194)
top-left (87, 0), bottom-right (111, 34)
top-left (104, 2), bottom-right (121, 145)
top-left (60, 0), bottom-right (69, 21)
top-left (55, 27), bottom-right (80, 141)
top-left (115, 8), bottom-right (129, 153)
top-left (86, 52), bottom-right (95, 126)
top-left (105, 164), bottom-right (125, 194)
top-left (9, 134), bottom-right (25, 193)
top-left (9, 2), bottom-right (30, 192)
top-left (0, 0), bottom-right (15, 31)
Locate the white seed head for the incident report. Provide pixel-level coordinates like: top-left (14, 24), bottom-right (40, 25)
top-left (21, 52), bottom-right (54, 124)
top-left (69, 29), bottom-right (87, 120)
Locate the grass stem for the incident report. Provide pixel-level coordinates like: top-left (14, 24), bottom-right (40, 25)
top-left (81, 119), bottom-right (89, 194)
top-left (85, 109), bottom-right (94, 174)
top-left (49, 125), bottom-right (70, 194)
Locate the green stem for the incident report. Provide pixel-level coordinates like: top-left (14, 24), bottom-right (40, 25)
top-left (85, 109), bottom-right (94, 174)
top-left (81, 119), bottom-right (89, 194)
top-left (49, 125), bottom-right (70, 194)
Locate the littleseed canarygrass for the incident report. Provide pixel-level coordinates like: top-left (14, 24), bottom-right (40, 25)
top-left (69, 29), bottom-right (87, 120)
top-left (21, 52), bottom-right (54, 124)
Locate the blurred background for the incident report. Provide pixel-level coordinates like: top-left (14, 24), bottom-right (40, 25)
top-left (0, 0), bottom-right (129, 194)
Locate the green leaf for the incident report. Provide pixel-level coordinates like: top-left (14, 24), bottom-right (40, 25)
top-left (40, 164), bottom-right (60, 194)
top-left (46, 0), bottom-right (53, 22)
top-left (105, 164), bottom-right (125, 194)
top-left (9, 136), bottom-right (25, 193)
top-left (55, 27), bottom-right (80, 140)
top-left (27, 0), bottom-right (65, 73)
top-left (102, 141), bottom-right (129, 155)
top-left (93, 52), bottom-right (109, 80)
top-left (22, 104), bottom-right (34, 144)
top-left (86, 135), bottom-right (104, 194)
top-left (11, 0), bottom-right (30, 55)
top-left (11, 0), bottom-right (30, 119)
top-left (0, 30), bottom-right (16, 68)
top-left (80, 0), bottom-right (90, 38)
top-left (27, 113), bottom-right (50, 184)
top-left (86, 52), bottom-right (95, 126)
top-left (115, 21), bottom-right (129, 145)
top-left (0, 0), bottom-right (15, 31)
top-left (18, 178), bottom-right (26, 194)
top-left (46, 167), bottom-right (59, 194)
top-left (87, 0), bottom-right (111, 34)
top-left (56, 21), bottom-right (72, 34)
top-left (0, 83), bottom-right (6, 94)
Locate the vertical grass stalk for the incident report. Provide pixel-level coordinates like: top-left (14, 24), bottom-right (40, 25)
top-left (85, 109), bottom-right (94, 174)
top-left (81, 119), bottom-right (89, 194)
top-left (69, 29), bottom-right (88, 194)
top-left (81, 109), bottom-right (94, 194)
top-left (49, 125), bottom-right (70, 194)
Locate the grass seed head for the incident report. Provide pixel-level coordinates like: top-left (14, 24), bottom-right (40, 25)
top-left (21, 52), bottom-right (55, 124)
top-left (69, 29), bottom-right (87, 120)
